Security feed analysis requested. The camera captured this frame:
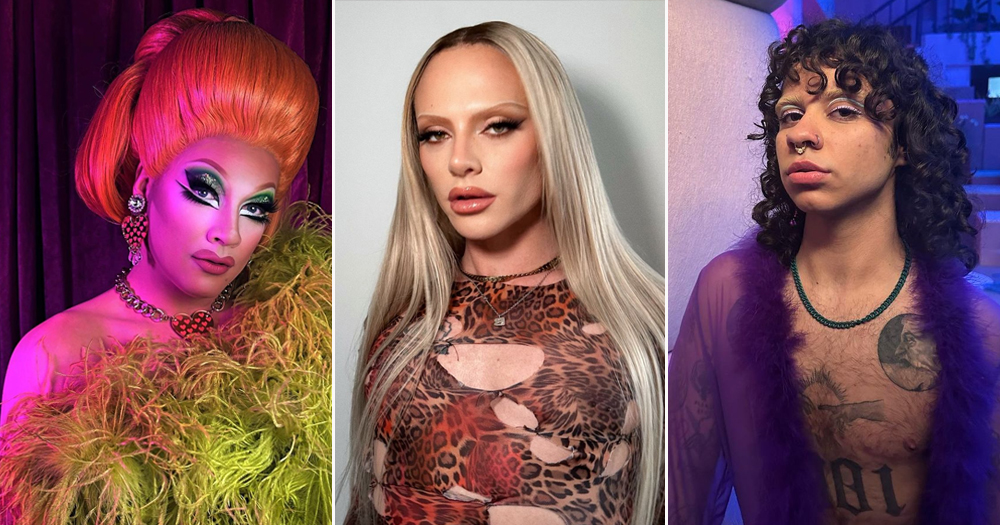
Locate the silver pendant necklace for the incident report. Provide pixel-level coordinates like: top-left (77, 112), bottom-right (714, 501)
top-left (467, 266), bottom-right (557, 327)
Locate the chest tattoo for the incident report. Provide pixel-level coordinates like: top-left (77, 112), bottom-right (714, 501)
top-left (830, 458), bottom-right (905, 516)
top-left (793, 311), bottom-right (941, 520)
top-left (877, 313), bottom-right (940, 391)
top-left (799, 368), bottom-right (886, 450)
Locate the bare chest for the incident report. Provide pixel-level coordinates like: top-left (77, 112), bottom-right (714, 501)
top-left (48, 316), bottom-right (181, 392)
top-left (790, 291), bottom-right (938, 522)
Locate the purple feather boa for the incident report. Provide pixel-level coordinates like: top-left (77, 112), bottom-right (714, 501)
top-left (912, 254), bottom-right (997, 524)
top-left (732, 238), bottom-right (997, 524)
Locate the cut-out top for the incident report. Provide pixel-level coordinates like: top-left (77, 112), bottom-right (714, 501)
top-left (364, 280), bottom-right (639, 525)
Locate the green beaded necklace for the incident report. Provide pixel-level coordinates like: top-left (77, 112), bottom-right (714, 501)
top-left (790, 243), bottom-right (911, 330)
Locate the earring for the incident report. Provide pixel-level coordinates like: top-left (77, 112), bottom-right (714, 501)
top-left (790, 208), bottom-right (800, 226)
top-left (122, 194), bottom-right (148, 266)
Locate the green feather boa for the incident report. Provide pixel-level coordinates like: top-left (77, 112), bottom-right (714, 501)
top-left (0, 204), bottom-right (332, 524)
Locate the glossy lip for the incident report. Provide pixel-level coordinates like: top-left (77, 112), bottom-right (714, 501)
top-left (192, 250), bottom-right (235, 275)
top-left (786, 160), bottom-right (830, 185)
top-left (448, 186), bottom-right (496, 215)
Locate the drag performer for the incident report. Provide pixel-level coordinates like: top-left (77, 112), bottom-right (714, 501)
top-left (344, 22), bottom-right (665, 525)
top-left (0, 9), bottom-right (330, 522)
top-left (668, 20), bottom-right (1000, 524)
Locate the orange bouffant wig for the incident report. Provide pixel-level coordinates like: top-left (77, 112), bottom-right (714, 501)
top-left (75, 8), bottom-right (320, 225)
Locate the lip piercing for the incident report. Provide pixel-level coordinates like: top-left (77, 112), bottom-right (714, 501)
top-left (795, 144), bottom-right (807, 155)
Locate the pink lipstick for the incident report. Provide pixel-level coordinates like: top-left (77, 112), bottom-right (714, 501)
top-left (192, 250), bottom-right (235, 276)
top-left (448, 186), bottom-right (496, 215)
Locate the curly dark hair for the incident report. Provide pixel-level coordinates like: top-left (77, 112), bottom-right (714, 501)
top-left (748, 19), bottom-right (979, 270)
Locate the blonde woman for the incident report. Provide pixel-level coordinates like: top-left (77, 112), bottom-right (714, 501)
top-left (345, 22), bottom-right (664, 525)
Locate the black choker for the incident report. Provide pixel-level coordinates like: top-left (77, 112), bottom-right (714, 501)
top-left (459, 256), bottom-right (560, 284)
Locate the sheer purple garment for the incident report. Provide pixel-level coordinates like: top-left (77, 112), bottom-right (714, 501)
top-left (667, 248), bottom-right (824, 524)
top-left (668, 238), bottom-right (1000, 525)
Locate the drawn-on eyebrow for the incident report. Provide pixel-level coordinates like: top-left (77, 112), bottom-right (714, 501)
top-left (416, 101), bottom-right (529, 126)
top-left (775, 89), bottom-right (864, 113)
top-left (189, 158), bottom-right (229, 176)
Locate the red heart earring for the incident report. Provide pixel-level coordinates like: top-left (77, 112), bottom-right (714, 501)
top-left (114, 193), bottom-right (235, 340)
top-left (122, 194), bottom-right (148, 266)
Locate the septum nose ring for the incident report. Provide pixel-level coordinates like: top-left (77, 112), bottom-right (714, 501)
top-left (794, 143), bottom-right (807, 155)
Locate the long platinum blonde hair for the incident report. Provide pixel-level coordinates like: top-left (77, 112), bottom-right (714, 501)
top-left (346, 21), bottom-right (664, 524)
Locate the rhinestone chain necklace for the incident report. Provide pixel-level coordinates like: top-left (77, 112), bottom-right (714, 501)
top-left (115, 266), bottom-right (231, 338)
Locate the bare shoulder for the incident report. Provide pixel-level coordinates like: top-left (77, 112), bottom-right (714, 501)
top-left (26, 293), bottom-right (116, 354)
top-left (6, 292), bottom-right (116, 383)
top-left (1, 293), bottom-right (115, 424)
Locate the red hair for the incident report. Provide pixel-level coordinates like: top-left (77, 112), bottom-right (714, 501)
top-left (75, 8), bottom-right (319, 224)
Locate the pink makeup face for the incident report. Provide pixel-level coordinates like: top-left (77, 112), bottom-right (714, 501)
top-left (142, 136), bottom-right (280, 300)
top-left (775, 67), bottom-right (904, 215)
top-left (413, 44), bottom-right (543, 242)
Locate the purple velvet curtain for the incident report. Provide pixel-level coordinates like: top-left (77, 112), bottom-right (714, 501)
top-left (0, 1), bottom-right (331, 390)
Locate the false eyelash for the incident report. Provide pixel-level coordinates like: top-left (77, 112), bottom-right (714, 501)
top-left (488, 119), bottom-right (522, 132)
top-left (181, 187), bottom-right (215, 207)
top-left (417, 130), bottom-right (445, 143)
top-left (250, 200), bottom-right (279, 214)
top-left (242, 201), bottom-right (278, 225)
top-left (245, 214), bottom-right (272, 225)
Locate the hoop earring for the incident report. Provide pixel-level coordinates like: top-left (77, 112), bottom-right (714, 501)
top-left (122, 194), bottom-right (148, 266)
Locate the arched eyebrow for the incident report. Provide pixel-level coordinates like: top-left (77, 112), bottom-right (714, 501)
top-left (185, 160), bottom-right (276, 198)
top-left (190, 158), bottom-right (228, 176)
top-left (416, 101), bottom-right (529, 126)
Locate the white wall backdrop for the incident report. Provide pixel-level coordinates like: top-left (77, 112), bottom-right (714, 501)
top-left (334, 1), bottom-right (664, 521)
top-left (667, 0), bottom-right (778, 348)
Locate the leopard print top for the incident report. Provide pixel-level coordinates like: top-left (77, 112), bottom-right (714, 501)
top-left (363, 279), bottom-right (639, 525)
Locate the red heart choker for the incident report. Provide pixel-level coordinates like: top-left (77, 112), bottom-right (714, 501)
top-left (115, 266), bottom-right (232, 340)
top-left (169, 311), bottom-right (215, 339)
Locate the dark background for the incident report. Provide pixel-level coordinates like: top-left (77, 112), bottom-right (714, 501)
top-left (0, 0), bottom-right (331, 392)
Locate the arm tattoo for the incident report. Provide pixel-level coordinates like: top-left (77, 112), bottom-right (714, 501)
top-left (682, 359), bottom-right (717, 463)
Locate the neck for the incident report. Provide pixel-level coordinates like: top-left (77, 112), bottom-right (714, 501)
top-left (460, 203), bottom-right (559, 277)
top-left (796, 195), bottom-right (905, 290)
top-left (125, 259), bottom-right (218, 315)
